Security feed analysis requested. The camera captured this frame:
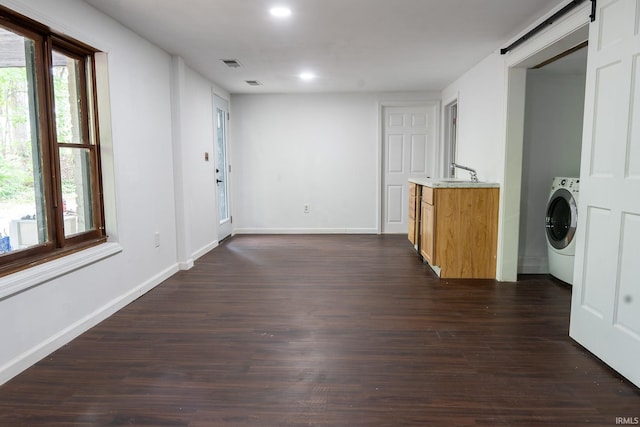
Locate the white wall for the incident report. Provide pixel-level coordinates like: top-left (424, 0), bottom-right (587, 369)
top-left (0, 0), bottom-right (225, 384)
top-left (231, 93), bottom-right (378, 233)
top-left (183, 68), bottom-right (228, 258)
top-left (518, 71), bottom-right (585, 273)
top-left (441, 54), bottom-right (507, 183)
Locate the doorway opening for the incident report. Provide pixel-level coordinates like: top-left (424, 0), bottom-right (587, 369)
top-left (517, 44), bottom-right (588, 275)
top-left (499, 18), bottom-right (589, 281)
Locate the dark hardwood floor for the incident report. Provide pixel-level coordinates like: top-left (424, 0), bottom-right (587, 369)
top-left (1, 235), bottom-right (638, 426)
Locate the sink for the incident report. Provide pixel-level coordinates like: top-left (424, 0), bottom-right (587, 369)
top-left (429, 179), bottom-right (494, 187)
top-left (410, 177), bottom-right (498, 188)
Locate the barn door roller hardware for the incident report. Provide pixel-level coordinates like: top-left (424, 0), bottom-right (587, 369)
top-left (501, 0), bottom-right (596, 55)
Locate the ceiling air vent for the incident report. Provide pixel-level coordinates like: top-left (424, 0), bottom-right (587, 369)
top-left (245, 80), bottom-right (262, 86)
top-left (221, 59), bottom-right (241, 68)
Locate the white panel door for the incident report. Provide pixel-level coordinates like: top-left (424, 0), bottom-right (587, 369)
top-left (570, 0), bottom-right (640, 387)
top-left (382, 105), bottom-right (436, 233)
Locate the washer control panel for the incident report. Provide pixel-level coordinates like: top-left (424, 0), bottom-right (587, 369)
top-left (551, 176), bottom-right (580, 193)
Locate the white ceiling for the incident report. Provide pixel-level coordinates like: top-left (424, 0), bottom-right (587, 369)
top-left (83, 0), bottom-right (564, 94)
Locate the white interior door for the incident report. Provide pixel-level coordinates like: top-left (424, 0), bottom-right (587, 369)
top-left (569, 0), bottom-right (640, 387)
top-left (382, 105), bottom-right (436, 234)
top-left (214, 95), bottom-right (232, 241)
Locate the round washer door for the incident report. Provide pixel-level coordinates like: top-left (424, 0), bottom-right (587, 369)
top-left (545, 188), bottom-right (578, 250)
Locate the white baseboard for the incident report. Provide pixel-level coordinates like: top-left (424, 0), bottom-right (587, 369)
top-left (192, 240), bottom-right (218, 262)
top-left (178, 259), bottom-right (194, 270)
top-left (233, 228), bottom-right (378, 235)
top-left (0, 264), bottom-right (179, 386)
top-left (518, 256), bottom-right (549, 274)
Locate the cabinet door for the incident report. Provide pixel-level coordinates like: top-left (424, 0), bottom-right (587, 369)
top-left (436, 187), bottom-right (499, 278)
top-left (420, 200), bottom-right (434, 263)
top-left (408, 183), bottom-right (417, 245)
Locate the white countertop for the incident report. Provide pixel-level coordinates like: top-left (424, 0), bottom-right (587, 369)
top-left (409, 177), bottom-right (500, 188)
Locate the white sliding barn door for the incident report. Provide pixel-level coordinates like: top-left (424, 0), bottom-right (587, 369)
top-left (570, 0), bottom-right (640, 387)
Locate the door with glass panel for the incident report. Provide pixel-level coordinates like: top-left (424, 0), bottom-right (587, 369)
top-left (214, 95), bottom-right (231, 241)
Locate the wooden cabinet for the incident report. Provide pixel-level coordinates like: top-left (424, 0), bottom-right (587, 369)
top-left (408, 182), bottom-right (418, 247)
top-left (420, 186), bottom-right (434, 263)
top-left (415, 184), bottom-right (499, 279)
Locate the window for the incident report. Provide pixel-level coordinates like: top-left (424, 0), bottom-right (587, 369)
top-left (0, 6), bottom-right (105, 276)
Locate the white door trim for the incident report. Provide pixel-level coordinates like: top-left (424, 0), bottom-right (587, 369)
top-left (499, 3), bottom-right (591, 281)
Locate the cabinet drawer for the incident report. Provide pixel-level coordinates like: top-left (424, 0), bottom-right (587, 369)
top-left (422, 186), bottom-right (434, 205)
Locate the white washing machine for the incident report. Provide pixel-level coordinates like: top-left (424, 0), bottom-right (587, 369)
top-left (545, 177), bottom-right (579, 285)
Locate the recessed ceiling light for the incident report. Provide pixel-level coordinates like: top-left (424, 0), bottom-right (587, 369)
top-left (299, 72), bottom-right (316, 81)
top-left (270, 6), bottom-right (292, 17)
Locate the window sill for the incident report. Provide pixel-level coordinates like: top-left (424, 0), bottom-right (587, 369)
top-left (0, 242), bottom-right (122, 300)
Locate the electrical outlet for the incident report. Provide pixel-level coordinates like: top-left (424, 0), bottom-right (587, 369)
top-left (154, 232), bottom-right (160, 247)
top-left (304, 204), bottom-right (310, 214)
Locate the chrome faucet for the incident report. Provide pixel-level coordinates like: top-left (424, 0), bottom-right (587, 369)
top-left (450, 163), bottom-right (478, 182)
